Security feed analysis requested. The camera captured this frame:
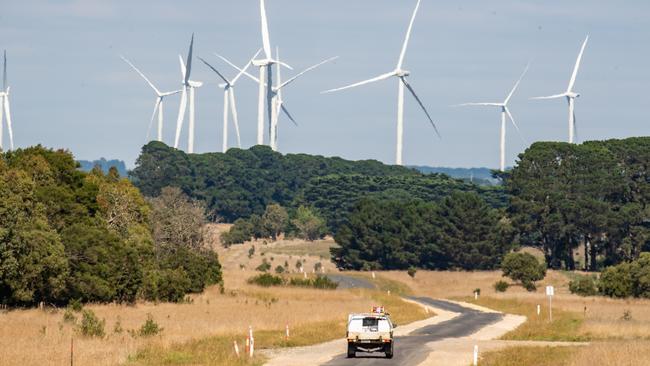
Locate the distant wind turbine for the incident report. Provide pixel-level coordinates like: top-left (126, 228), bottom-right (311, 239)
top-left (322, 0), bottom-right (439, 166)
top-left (531, 36), bottom-right (589, 144)
top-left (174, 34), bottom-right (204, 153)
top-left (455, 64), bottom-right (530, 172)
top-left (199, 49), bottom-right (262, 153)
top-left (0, 50), bottom-right (14, 151)
top-left (120, 56), bottom-right (182, 142)
top-left (269, 49), bottom-right (338, 151)
top-left (251, 0), bottom-right (292, 146)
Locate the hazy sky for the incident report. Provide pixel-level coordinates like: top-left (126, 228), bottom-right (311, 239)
top-left (1, 0), bottom-right (648, 168)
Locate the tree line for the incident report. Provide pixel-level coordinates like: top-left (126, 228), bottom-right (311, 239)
top-left (0, 146), bottom-right (222, 306)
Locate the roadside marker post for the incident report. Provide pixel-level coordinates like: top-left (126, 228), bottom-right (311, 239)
top-left (248, 326), bottom-right (254, 358)
top-left (474, 291), bottom-right (479, 300)
top-left (303, 272), bottom-right (307, 279)
top-left (473, 344), bottom-right (479, 366)
top-left (537, 304), bottom-right (541, 316)
top-left (372, 272), bottom-right (376, 279)
top-left (285, 324), bottom-right (290, 340)
top-left (546, 286), bottom-right (555, 322)
top-left (233, 340), bottom-right (240, 357)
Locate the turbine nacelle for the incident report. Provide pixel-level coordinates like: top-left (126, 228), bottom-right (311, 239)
top-left (567, 91), bottom-right (580, 99)
top-left (395, 69), bottom-right (410, 77)
top-left (188, 81), bottom-right (203, 88)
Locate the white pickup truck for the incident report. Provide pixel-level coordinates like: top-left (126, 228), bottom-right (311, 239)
top-left (346, 307), bottom-right (395, 358)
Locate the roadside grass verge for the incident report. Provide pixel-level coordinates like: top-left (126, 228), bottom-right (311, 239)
top-left (128, 289), bottom-right (428, 366)
top-left (478, 346), bottom-right (577, 366)
top-left (462, 297), bottom-right (589, 341)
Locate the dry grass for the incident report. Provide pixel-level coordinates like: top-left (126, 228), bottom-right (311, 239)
top-left (479, 346), bottom-right (577, 366)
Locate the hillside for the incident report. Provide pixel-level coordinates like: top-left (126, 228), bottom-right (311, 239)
top-left (78, 158), bottom-right (128, 176)
top-left (410, 166), bottom-right (500, 185)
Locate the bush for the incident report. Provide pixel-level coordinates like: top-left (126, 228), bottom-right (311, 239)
top-left (256, 259), bottom-right (272, 272)
top-left (63, 308), bottom-right (77, 324)
top-left (220, 219), bottom-right (253, 246)
top-left (138, 314), bottom-right (163, 337)
top-left (275, 265), bottom-right (285, 274)
top-left (289, 276), bottom-right (338, 290)
top-left (494, 280), bottom-right (509, 293)
top-left (314, 262), bottom-right (323, 272)
top-left (407, 267), bottom-right (417, 278)
top-left (248, 246), bottom-right (255, 258)
top-left (569, 275), bottom-right (598, 296)
top-left (248, 273), bottom-right (285, 287)
top-left (599, 263), bottom-right (634, 298)
top-left (78, 310), bottom-right (105, 338)
top-left (501, 252), bottom-right (546, 291)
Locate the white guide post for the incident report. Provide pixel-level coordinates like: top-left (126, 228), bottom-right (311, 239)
top-left (546, 286), bottom-right (555, 322)
top-left (233, 340), bottom-right (240, 357)
top-left (473, 344), bottom-right (479, 366)
top-left (248, 326), bottom-right (254, 358)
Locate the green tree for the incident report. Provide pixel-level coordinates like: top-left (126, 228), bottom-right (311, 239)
top-left (501, 252), bottom-right (546, 291)
top-left (262, 204), bottom-right (288, 241)
top-left (291, 206), bottom-right (326, 241)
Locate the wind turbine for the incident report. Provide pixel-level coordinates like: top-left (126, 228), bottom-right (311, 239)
top-left (323, 0), bottom-right (439, 166)
top-left (174, 34), bottom-right (204, 153)
top-left (252, 0), bottom-right (292, 146)
top-left (269, 48), bottom-right (338, 151)
top-left (0, 50), bottom-right (14, 151)
top-left (198, 49), bottom-right (262, 153)
top-left (531, 36), bottom-right (589, 144)
top-left (455, 64), bottom-right (530, 172)
top-left (120, 56), bottom-right (182, 142)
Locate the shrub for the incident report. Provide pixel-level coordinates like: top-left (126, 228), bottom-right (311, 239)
top-left (113, 317), bottom-right (124, 334)
top-left (69, 299), bottom-right (83, 312)
top-left (220, 218), bottom-right (253, 246)
top-left (248, 273), bottom-right (285, 287)
top-left (248, 246), bottom-right (255, 258)
top-left (501, 252), bottom-right (546, 291)
top-left (295, 260), bottom-right (303, 270)
top-left (138, 314), bottom-right (163, 337)
top-left (311, 276), bottom-right (338, 290)
top-left (78, 310), bottom-right (105, 338)
top-left (599, 263), bottom-right (634, 298)
top-left (569, 275), bottom-right (598, 296)
top-left (494, 280), bottom-right (509, 293)
top-left (622, 310), bottom-right (633, 321)
top-left (474, 288), bottom-right (481, 296)
top-left (256, 259), bottom-right (272, 272)
top-left (63, 308), bottom-right (77, 324)
top-left (407, 267), bottom-right (417, 278)
top-left (314, 262), bottom-right (323, 272)
top-left (275, 265), bottom-right (285, 274)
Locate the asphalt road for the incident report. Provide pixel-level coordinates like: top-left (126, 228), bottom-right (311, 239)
top-left (326, 274), bottom-right (376, 290)
top-left (322, 296), bottom-right (503, 366)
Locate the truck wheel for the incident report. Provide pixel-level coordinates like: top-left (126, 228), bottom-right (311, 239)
top-left (347, 344), bottom-right (356, 358)
top-left (385, 342), bottom-right (394, 359)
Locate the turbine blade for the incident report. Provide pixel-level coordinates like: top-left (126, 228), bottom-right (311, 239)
top-left (281, 104), bottom-right (298, 126)
top-left (401, 77), bottom-right (441, 138)
top-left (568, 36), bottom-right (589, 92)
top-left (276, 60), bottom-right (293, 71)
top-left (4, 95), bottom-right (14, 150)
top-left (232, 48), bottom-right (263, 85)
top-left (147, 98), bottom-right (162, 141)
top-left (530, 93), bottom-right (567, 100)
top-left (215, 53), bottom-right (260, 83)
top-left (174, 87), bottom-right (188, 148)
top-left (504, 62), bottom-right (530, 105)
top-left (185, 34), bottom-right (194, 85)
top-left (322, 71), bottom-right (396, 94)
top-left (120, 55), bottom-right (161, 95)
top-left (397, 0), bottom-right (422, 69)
top-left (278, 56), bottom-right (338, 91)
top-left (504, 107), bottom-right (527, 144)
top-left (179, 55), bottom-right (187, 82)
top-left (453, 102), bottom-right (501, 107)
top-left (198, 57), bottom-right (230, 85)
top-left (260, 0), bottom-right (272, 59)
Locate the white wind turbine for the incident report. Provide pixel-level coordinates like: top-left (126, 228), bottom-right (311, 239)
top-left (323, 0), bottom-right (439, 166)
top-left (174, 34), bottom-right (204, 153)
top-left (252, 0), bottom-right (292, 146)
top-left (455, 64), bottom-right (530, 172)
top-left (198, 49), bottom-right (262, 153)
top-left (120, 56), bottom-right (182, 142)
top-left (0, 50), bottom-right (14, 151)
top-left (269, 48), bottom-right (338, 151)
top-left (531, 36), bottom-right (589, 144)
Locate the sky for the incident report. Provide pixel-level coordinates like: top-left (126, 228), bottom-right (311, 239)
top-left (1, 0), bottom-right (648, 168)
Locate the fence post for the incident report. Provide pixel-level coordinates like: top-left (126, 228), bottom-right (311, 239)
top-left (70, 337), bottom-right (74, 366)
top-left (233, 340), bottom-right (240, 357)
top-left (473, 344), bottom-right (478, 366)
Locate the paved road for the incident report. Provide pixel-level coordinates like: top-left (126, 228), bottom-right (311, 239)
top-left (322, 297), bottom-right (503, 366)
top-left (327, 274), bottom-right (376, 290)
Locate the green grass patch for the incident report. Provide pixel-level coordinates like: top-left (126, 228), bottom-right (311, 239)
top-left (478, 346), bottom-right (577, 366)
top-left (460, 297), bottom-right (590, 342)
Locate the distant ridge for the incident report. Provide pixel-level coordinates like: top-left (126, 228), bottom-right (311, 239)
top-left (78, 158), bottom-right (128, 177)
top-left (409, 166), bottom-right (501, 186)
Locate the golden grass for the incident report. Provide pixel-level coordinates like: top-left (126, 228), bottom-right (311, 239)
top-left (128, 289), bottom-right (428, 366)
top-left (478, 346), bottom-right (577, 366)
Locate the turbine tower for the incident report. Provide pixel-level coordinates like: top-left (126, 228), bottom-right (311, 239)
top-left (198, 49), bottom-right (261, 153)
top-left (0, 50), bottom-right (14, 151)
top-left (456, 64), bottom-right (529, 172)
top-left (174, 34), bottom-right (203, 153)
top-left (323, 0), bottom-right (439, 166)
top-left (531, 36), bottom-right (589, 144)
top-left (252, 0), bottom-right (292, 146)
top-left (120, 56), bottom-right (182, 142)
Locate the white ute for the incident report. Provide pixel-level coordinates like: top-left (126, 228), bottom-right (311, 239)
top-left (346, 306), bottom-right (395, 358)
